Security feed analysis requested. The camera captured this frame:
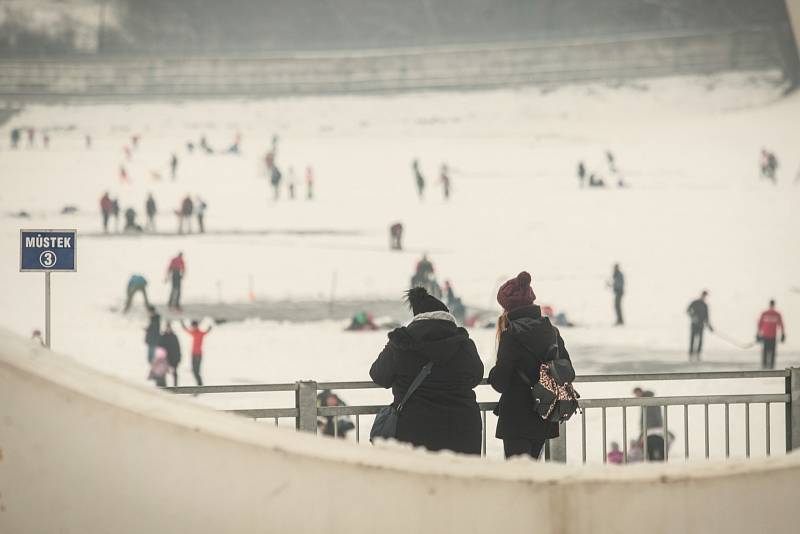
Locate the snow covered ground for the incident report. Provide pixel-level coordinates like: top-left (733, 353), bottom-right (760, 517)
top-left (1, 70), bottom-right (799, 461)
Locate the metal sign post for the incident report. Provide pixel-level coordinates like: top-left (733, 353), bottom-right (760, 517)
top-left (20, 229), bottom-right (77, 350)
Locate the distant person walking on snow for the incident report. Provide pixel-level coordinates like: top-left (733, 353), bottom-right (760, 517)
top-left (270, 166), bottom-right (283, 200)
top-left (196, 197), bottom-right (207, 233)
top-left (412, 159), bottom-right (425, 200)
top-left (170, 153), bottom-right (178, 180)
top-left (440, 163), bottom-right (451, 200)
top-left (389, 222), bottom-right (404, 250)
top-left (610, 263), bottom-right (625, 325)
top-left (577, 161), bottom-right (586, 187)
top-left (760, 149), bottom-right (778, 183)
top-left (606, 150), bottom-right (617, 174)
top-left (124, 274), bottom-right (150, 313)
top-left (158, 322), bottom-right (181, 387)
top-left (145, 193), bottom-right (157, 232)
top-left (687, 290), bottom-right (713, 360)
top-left (144, 305), bottom-right (160, 363)
top-left (182, 320), bottom-right (212, 386)
top-left (305, 166), bottom-right (314, 200)
top-left (757, 300), bottom-right (785, 369)
top-left (100, 192), bottom-right (113, 233)
top-left (166, 252), bottom-right (185, 311)
top-left (111, 198), bottom-right (120, 232)
top-left (179, 195), bottom-right (194, 234)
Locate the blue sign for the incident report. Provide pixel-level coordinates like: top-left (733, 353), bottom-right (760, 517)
top-left (20, 229), bottom-right (77, 272)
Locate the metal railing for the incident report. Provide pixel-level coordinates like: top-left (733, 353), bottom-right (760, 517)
top-left (168, 368), bottom-right (800, 463)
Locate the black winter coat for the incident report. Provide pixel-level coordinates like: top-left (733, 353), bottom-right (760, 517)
top-left (488, 305), bottom-right (572, 441)
top-left (158, 332), bottom-right (181, 367)
top-left (145, 314), bottom-right (161, 345)
top-left (370, 317), bottom-right (484, 455)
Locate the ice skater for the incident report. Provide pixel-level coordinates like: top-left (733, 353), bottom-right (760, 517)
top-left (389, 222), bottom-right (404, 250)
top-left (305, 166), bottom-right (314, 200)
top-left (145, 193), bottom-right (157, 232)
top-left (687, 290), bottom-right (713, 360)
top-left (760, 149), bottom-right (778, 183)
top-left (756, 300), bottom-right (785, 369)
top-left (270, 166), bottom-right (282, 200)
top-left (182, 320), bottom-right (213, 386)
top-left (412, 159), bottom-right (425, 200)
top-left (179, 195), bottom-right (194, 234)
top-left (166, 252), bottom-right (185, 311)
top-left (111, 198), bottom-right (120, 232)
top-left (440, 163), bottom-right (451, 200)
top-left (196, 196), bottom-right (207, 233)
top-left (100, 192), bottom-right (113, 233)
top-left (610, 263), bottom-right (625, 325)
top-left (170, 153), bottom-right (178, 180)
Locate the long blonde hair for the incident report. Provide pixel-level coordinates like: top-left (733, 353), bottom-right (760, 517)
top-left (495, 312), bottom-right (509, 353)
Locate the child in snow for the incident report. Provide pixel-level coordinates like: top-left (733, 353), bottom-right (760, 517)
top-left (148, 346), bottom-right (169, 388)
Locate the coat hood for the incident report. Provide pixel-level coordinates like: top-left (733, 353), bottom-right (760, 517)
top-left (506, 305), bottom-right (558, 358)
top-left (387, 318), bottom-right (470, 364)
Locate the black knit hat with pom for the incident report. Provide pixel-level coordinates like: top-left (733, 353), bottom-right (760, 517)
top-left (405, 287), bottom-right (449, 316)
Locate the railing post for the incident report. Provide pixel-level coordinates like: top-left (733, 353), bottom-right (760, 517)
top-left (550, 423), bottom-right (567, 463)
top-left (787, 368), bottom-right (800, 451)
top-left (295, 381), bottom-right (318, 434)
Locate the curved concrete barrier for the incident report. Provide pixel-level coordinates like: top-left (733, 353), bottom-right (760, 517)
top-left (1, 327), bottom-right (797, 534)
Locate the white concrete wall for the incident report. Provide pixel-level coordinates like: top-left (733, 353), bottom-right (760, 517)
top-left (1, 327), bottom-right (799, 534)
top-left (787, 0), bottom-right (800, 58)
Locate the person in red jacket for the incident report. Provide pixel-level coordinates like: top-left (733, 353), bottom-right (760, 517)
top-left (757, 300), bottom-right (786, 369)
top-left (165, 252), bottom-right (185, 311)
top-left (181, 320), bottom-right (212, 386)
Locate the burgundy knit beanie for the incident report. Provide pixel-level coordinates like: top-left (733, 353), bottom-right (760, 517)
top-left (497, 271), bottom-right (536, 312)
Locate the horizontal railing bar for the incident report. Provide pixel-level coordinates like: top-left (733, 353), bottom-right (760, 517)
top-left (572, 370), bottom-right (787, 382)
top-left (308, 394), bottom-right (789, 417)
top-left (318, 405), bottom-right (386, 416)
top-left (225, 408), bottom-right (298, 418)
top-left (167, 383), bottom-right (297, 394)
top-left (317, 382), bottom-right (383, 390)
top-left (580, 394), bottom-right (788, 408)
top-left (166, 370), bottom-right (788, 395)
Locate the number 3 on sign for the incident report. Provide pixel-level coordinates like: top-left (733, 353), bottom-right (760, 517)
top-left (39, 250), bottom-right (57, 268)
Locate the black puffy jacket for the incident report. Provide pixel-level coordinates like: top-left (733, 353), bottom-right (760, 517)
top-left (488, 305), bottom-right (572, 441)
top-left (158, 332), bottom-right (181, 367)
top-left (370, 315), bottom-right (484, 455)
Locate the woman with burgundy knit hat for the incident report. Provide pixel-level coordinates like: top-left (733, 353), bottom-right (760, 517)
top-left (369, 287), bottom-right (484, 454)
top-left (489, 271), bottom-right (574, 459)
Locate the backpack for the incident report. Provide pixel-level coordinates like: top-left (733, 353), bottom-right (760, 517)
top-left (518, 328), bottom-right (581, 423)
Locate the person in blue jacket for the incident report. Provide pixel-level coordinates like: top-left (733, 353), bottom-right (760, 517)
top-left (124, 274), bottom-right (150, 312)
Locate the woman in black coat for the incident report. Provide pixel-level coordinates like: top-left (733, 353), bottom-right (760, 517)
top-left (370, 288), bottom-right (484, 455)
top-left (158, 322), bottom-right (182, 387)
top-left (488, 271), bottom-right (573, 459)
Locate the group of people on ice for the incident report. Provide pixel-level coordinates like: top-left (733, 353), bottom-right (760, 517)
top-left (577, 151), bottom-right (627, 188)
top-left (411, 159), bottom-right (452, 200)
top-left (123, 251), bottom-right (187, 313)
top-left (263, 136), bottom-right (315, 201)
top-left (144, 305), bottom-right (213, 388)
top-left (99, 192), bottom-right (207, 234)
